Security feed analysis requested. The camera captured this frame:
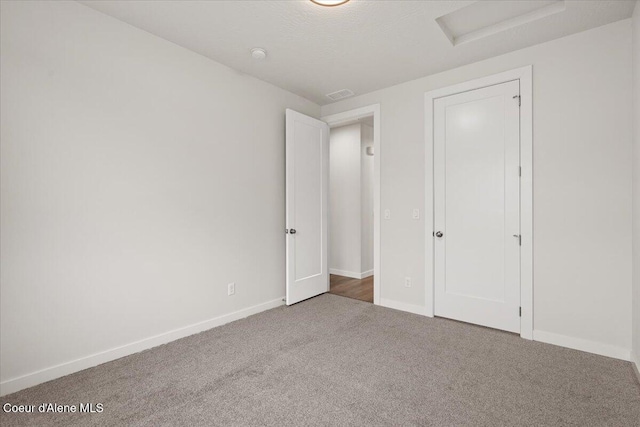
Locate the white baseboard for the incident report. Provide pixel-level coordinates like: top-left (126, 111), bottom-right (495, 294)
top-left (380, 298), bottom-right (426, 316)
top-left (330, 268), bottom-right (373, 279)
top-left (360, 269), bottom-right (374, 279)
top-left (532, 330), bottom-right (631, 361)
top-left (631, 352), bottom-right (640, 384)
top-left (0, 297), bottom-right (284, 396)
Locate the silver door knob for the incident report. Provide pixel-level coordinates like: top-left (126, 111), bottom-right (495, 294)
top-left (289, 229), bottom-right (297, 234)
top-left (435, 231), bottom-right (443, 238)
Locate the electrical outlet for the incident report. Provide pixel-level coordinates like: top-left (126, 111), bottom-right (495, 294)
top-left (404, 277), bottom-right (412, 288)
top-left (227, 282), bottom-right (235, 296)
top-left (412, 209), bottom-right (420, 220)
top-left (384, 209), bottom-right (391, 220)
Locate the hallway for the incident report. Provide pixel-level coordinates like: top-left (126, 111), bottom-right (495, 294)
top-left (329, 274), bottom-right (373, 303)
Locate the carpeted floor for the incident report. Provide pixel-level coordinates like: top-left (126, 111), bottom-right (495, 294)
top-left (2, 294), bottom-right (639, 426)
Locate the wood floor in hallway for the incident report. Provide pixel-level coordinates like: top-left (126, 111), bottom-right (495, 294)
top-left (329, 274), bottom-right (373, 303)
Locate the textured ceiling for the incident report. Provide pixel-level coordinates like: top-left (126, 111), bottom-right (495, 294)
top-left (80, 0), bottom-right (636, 105)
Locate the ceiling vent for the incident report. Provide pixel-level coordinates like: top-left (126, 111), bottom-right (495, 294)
top-left (326, 89), bottom-right (354, 101)
top-left (436, 0), bottom-right (566, 46)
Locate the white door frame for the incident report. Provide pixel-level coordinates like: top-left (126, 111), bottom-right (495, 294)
top-left (321, 104), bottom-right (381, 305)
top-left (424, 66), bottom-right (533, 339)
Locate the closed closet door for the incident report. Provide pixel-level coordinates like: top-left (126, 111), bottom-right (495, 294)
top-left (433, 80), bottom-right (521, 333)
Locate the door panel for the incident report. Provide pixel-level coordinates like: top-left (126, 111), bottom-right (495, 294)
top-left (434, 80), bottom-right (520, 333)
top-left (286, 109), bottom-right (329, 305)
top-left (293, 120), bottom-right (323, 280)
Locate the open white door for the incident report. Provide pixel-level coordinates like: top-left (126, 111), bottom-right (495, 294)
top-left (286, 109), bottom-right (329, 305)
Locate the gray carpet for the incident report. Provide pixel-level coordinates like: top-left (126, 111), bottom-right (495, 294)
top-left (2, 294), bottom-right (639, 426)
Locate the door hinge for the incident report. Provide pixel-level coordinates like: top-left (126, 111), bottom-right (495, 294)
top-left (513, 94), bottom-right (521, 107)
top-left (519, 307), bottom-right (522, 317)
top-left (519, 166), bottom-right (522, 177)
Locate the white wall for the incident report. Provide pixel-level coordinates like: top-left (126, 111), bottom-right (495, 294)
top-left (632, 0), bottom-right (640, 371)
top-left (0, 1), bottom-right (319, 395)
top-left (361, 124), bottom-right (374, 275)
top-left (322, 19), bottom-right (634, 359)
top-left (329, 124), bottom-right (362, 277)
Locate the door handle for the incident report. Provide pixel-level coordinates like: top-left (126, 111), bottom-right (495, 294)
top-left (289, 229), bottom-right (297, 234)
top-left (434, 231), bottom-right (443, 238)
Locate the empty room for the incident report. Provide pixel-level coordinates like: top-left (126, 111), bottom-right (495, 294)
top-left (1, 0), bottom-right (639, 425)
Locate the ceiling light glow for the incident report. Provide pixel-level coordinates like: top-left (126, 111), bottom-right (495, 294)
top-left (310, 0), bottom-right (350, 7)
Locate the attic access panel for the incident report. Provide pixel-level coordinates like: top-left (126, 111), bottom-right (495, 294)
top-left (436, 0), bottom-right (566, 46)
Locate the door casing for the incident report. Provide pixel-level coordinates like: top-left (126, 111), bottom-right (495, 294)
top-left (424, 66), bottom-right (533, 339)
